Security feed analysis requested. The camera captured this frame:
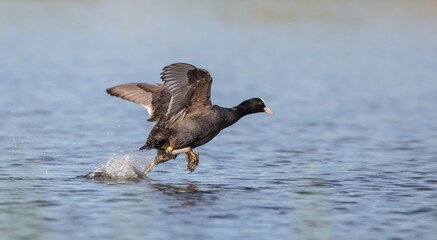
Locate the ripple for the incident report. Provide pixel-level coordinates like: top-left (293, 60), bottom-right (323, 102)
top-left (208, 214), bottom-right (239, 219)
top-left (295, 191), bottom-right (316, 195)
top-left (223, 186), bottom-right (261, 193)
top-left (391, 207), bottom-right (435, 215)
top-left (29, 200), bottom-right (60, 207)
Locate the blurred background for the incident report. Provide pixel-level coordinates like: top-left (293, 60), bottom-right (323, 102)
top-left (1, 1), bottom-right (436, 240)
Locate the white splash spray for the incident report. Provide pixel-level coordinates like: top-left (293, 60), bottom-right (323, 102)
top-left (86, 154), bottom-right (152, 179)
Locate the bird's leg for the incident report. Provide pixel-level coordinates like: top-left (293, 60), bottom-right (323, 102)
top-left (185, 149), bottom-right (199, 173)
top-left (143, 161), bottom-right (155, 175)
top-left (166, 146), bottom-right (199, 173)
top-left (143, 149), bottom-right (175, 175)
top-left (166, 146), bottom-right (192, 154)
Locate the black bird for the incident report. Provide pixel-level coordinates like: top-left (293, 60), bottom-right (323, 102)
top-left (106, 63), bottom-right (273, 175)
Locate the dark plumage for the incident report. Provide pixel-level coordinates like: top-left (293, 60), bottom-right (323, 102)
top-left (106, 63), bottom-right (273, 174)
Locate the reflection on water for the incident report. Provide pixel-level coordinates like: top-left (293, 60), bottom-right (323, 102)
top-left (1, 0), bottom-right (437, 239)
top-left (151, 183), bottom-right (220, 210)
top-left (153, 183), bottom-right (201, 194)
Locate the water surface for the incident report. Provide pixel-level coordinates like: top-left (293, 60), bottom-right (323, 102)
top-left (1, 1), bottom-right (437, 239)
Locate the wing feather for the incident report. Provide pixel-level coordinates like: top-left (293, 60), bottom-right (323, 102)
top-left (161, 63), bottom-right (198, 119)
top-left (106, 83), bottom-right (156, 116)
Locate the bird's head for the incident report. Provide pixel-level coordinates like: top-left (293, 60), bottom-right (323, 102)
top-left (237, 98), bottom-right (273, 115)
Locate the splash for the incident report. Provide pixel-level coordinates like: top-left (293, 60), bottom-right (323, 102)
top-left (85, 154), bottom-right (151, 179)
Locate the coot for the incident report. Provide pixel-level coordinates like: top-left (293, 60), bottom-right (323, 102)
top-left (107, 63), bottom-right (273, 175)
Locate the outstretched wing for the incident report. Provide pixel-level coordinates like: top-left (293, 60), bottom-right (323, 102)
top-left (161, 63), bottom-right (213, 123)
top-left (106, 63), bottom-right (213, 126)
top-left (106, 83), bottom-right (163, 117)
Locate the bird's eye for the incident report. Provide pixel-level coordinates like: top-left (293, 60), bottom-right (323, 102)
top-left (259, 101), bottom-right (263, 105)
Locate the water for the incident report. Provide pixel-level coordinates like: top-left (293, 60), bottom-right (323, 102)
top-left (1, 0), bottom-right (437, 239)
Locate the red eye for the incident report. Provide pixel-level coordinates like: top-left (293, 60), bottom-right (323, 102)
top-left (259, 101), bottom-right (263, 105)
